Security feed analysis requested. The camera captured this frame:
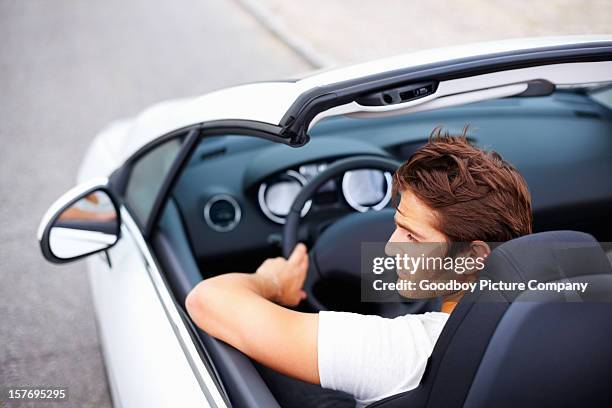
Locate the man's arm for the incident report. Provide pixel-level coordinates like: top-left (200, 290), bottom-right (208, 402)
top-left (185, 244), bottom-right (320, 384)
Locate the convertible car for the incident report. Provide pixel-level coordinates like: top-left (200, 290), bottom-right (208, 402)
top-left (38, 36), bottom-right (612, 408)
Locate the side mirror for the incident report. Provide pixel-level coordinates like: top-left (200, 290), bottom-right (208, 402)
top-left (38, 178), bottom-right (121, 263)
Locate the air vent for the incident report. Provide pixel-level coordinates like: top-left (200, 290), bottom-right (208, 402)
top-left (203, 195), bottom-right (241, 232)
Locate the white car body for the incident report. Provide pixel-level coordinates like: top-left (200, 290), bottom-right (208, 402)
top-left (39, 36), bottom-right (612, 407)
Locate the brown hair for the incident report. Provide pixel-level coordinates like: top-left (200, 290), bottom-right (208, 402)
top-left (392, 126), bottom-right (532, 244)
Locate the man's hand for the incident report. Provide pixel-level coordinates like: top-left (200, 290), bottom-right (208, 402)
top-left (255, 243), bottom-right (308, 307)
top-left (185, 243), bottom-right (320, 384)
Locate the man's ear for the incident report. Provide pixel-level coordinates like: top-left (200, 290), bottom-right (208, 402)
top-left (463, 240), bottom-right (491, 275)
top-left (469, 240), bottom-right (491, 258)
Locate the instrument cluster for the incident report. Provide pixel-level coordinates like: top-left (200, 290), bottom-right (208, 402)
top-left (257, 162), bottom-right (392, 224)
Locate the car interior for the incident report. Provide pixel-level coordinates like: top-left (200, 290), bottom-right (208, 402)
top-left (149, 85), bottom-right (612, 407)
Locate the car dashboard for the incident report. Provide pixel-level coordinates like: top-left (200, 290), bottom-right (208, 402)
top-left (170, 92), bottom-right (612, 275)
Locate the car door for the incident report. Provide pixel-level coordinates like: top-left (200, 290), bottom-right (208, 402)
top-left (86, 133), bottom-right (229, 408)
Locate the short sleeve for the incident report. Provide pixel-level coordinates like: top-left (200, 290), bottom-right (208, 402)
top-left (318, 311), bottom-right (448, 407)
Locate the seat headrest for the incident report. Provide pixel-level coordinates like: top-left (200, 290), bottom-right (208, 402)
top-left (476, 231), bottom-right (612, 301)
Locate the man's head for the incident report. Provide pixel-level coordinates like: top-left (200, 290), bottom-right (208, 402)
top-left (387, 126), bottom-right (533, 297)
top-left (390, 126), bottom-right (532, 244)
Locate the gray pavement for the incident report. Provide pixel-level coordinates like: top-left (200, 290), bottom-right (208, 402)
top-left (252, 0), bottom-right (612, 65)
top-left (0, 1), bottom-right (308, 406)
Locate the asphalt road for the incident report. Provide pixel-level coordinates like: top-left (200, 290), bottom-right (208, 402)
top-left (0, 1), bottom-right (309, 406)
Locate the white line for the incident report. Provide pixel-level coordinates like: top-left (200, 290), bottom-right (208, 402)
top-left (233, 0), bottom-right (335, 69)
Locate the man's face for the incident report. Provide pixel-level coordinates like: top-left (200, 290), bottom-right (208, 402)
top-left (388, 188), bottom-right (446, 244)
top-left (386, 188), bottom-right (461, 299)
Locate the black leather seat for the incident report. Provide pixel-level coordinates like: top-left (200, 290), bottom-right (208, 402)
top-left (369, 231), bottom-right (612, 408)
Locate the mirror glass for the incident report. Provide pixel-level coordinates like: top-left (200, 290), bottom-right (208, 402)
top-left (49, 190), bottom-right (119, 259)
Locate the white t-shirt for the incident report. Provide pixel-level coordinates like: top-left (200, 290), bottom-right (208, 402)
top-left (318, 311), bottom-right (449, 408)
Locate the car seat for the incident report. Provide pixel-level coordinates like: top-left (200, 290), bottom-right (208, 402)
top-left (369, 230), bottom-right (612, 408)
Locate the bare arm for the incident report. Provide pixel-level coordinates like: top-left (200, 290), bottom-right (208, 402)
top-left (185, 244), bottom-right (320, 384)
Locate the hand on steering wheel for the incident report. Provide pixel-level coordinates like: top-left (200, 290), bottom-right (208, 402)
top-left (282, 155), bottom-right (402, 312)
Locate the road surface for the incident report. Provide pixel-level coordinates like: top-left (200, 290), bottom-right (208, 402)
top-left (0, 1), bottom-right (308, 406)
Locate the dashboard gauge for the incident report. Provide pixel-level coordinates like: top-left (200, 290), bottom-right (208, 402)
top-left (342, 169), bottom-right (393, 212)
top-left (258, 170), bottom-right (312, 224)
top-left (298, 163), bottom-right (320, 179)
top-left (299, 163), bottom-right (335, 193)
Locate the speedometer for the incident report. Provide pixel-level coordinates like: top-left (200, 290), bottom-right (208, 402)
top-left (342, 169), bottom-right (392, 212)
top-left (258, 170), bottom-right (312, 224)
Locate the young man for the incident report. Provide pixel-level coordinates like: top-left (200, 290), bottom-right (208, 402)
top-left (185, 128), bottom-right (533, 407)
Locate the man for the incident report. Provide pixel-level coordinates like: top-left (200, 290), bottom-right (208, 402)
top-left (185, 127), bottom-right (533, 407)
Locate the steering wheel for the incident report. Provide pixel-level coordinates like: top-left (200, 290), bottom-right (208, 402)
top-left (282, 155), bottom-right (436, 315)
